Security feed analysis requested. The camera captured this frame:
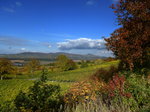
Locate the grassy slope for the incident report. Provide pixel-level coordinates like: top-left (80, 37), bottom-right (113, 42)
top-left (0, 60), bottom-right (118, 104)
top-left (47, 60), bottom-right (118, 81)
top-left (0, 80), bottom-right (33, 104)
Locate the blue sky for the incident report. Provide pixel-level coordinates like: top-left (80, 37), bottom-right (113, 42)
top-left (0, 0), bottom-right (118, 56)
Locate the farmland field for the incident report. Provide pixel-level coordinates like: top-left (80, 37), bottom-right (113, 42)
top-left (0, 60), bottom-right (119, 104)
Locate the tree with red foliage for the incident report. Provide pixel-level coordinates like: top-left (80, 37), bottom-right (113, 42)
top-left (105, 0), bottom-right (150, 71)
top-left (107, 74), bottom-right (131, 98)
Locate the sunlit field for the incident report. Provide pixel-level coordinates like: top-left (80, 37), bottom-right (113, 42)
top-left (0, 60), bottom-right (119, 104)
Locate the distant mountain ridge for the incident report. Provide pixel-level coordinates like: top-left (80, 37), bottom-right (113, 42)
top-left (0, 52), bottom-right (106, 60)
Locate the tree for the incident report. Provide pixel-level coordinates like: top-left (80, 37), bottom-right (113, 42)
top-left (65, 59), bottom-right (77, 70)
top-left (56, 55), bottom-right (77, 71)
top-left (105, 0), bottom-right (150, 71)
top-left (56, 55), bottom-right (69, 68)
top-left (14, 70), bottom-right (64, 112)
top-left (80, 60), bottom-right (88, 68)
top-left (25, 59), bottom-right (40, 74)
top-left (0, 58), bottom-right (13, 80)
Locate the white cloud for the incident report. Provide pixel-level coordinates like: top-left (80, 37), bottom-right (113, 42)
top-left (86, 0), bottom-right (95, 6)
top-left (48, 45), bottom-right (51, 48)
top-left (57, 38), bottom-right (106, 50)
top-left (15, 2), bottom-right (22, 7)
top-left (21, 48), bottom-right (26, 51)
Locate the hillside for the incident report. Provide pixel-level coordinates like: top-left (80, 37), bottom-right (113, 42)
top-left (0, 52), bottom-right (105, 61)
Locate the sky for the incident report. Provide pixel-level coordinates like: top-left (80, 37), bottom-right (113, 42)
top-left (0, 0), bottom-right (119, 57)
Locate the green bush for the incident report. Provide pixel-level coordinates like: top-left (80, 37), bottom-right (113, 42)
top-left (14, 70), bottom-right (64, 112)
top-left (0, 101), bottom-right (17, 112)
top-left (125, 74), bottom-right (150, 111)
top-left (64, 59), bottom-right (77, 71)
top-left (107, 72), bottom-right (150, 111)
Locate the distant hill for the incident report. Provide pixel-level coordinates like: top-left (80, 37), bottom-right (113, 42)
top-left (0, 52), bottom-right (106, 61)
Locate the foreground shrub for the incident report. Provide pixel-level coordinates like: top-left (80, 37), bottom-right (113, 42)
top-left (0, 101), bottom-right (18, 112)
top-left (125, 74), bottom-right (150, 111)
top-left (102, 73), bottom-right (150, 112)
top-left (64, 72), bottom-right (150, 112)
top-left (64, 78), bottom-right (105, 105)
top-left (92, 66), bottom-right (118, 82)
top-left (106, 74), bottom-right (131, 98)
top-left (14, 70), bottom-right (64, 112)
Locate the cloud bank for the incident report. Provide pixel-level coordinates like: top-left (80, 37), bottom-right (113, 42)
top-left (57, 38), bottom-right (106, 50)
top-left (0, 36), bottom-right (29, 46)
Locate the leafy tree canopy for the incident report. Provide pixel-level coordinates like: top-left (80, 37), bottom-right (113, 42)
top-left (0, 58), bottom-right (13, 80)
top-left (56, 55), bottom-right (77, 71)
top-left (25, 59), bottom-right (40, 74)
top-left (105, 0), bottom-right (150, 71)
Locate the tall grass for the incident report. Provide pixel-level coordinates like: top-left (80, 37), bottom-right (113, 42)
top-left (64, 98), bottom-right (132, 112)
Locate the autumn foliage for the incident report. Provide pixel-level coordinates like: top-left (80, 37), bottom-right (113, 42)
top-left (64, 78), bottom-right (105, 104)
top-left (105, 0), bottom-right (150, 70)
top-left (106, 74), bottom-right (131, 98)
top-left (0, 58), bottom-right (14, 80)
